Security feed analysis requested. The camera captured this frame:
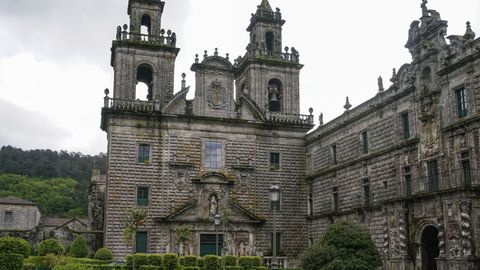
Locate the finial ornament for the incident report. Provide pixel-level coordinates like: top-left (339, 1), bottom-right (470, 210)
top-left (421, 0), bottom-right (428, 17)
top-left (181, 73), bottom-right (187, 90)
top-left (378, 76), bottom-right (385, 92)
top-left (464, 21), bottom-right (476, 40)
top-left (319, 113), bottom-right (324, 126)
top-left (344, 97), bottom-right (352, 111)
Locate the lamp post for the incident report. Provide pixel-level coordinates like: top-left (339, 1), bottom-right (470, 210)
top-left (270, 185), bottom-right (280, 270)
top-left (214, 214), bottom-right (221, 256)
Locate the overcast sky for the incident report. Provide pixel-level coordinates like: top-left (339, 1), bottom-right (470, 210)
top-left (0, 0), bottom-right (479, 155)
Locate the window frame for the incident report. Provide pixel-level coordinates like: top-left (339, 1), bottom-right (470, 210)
top-left (404, 166), bottom-right (412, 197)
top-left (455, 87), bottom-right (468, 118)
top-left (137, 144), bottom-right (152, 165)
top-left (4, 211), bottom-right (13, 223)
top-left (401, 112), bottom-right (411, 139)
top-left (331, 144), bottom-right (337, 165)
top-left (270, 152), bottom-right (281, 171)
top-left (136, 186), bottom-right (149, 207)
top-left (362, 178), bottom-right (370, 206)
top-left (460, 152), bottom-right (471, 187)
top-left (203, 140), bottom-right (225, 170)
top-left (361, 131), bottom-right (369, 154)
top-left (270, 232), bottom-right (282, 256)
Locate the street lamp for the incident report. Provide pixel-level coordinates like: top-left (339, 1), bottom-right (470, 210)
top-left (214, 214), bottom-right (221, 256)
top-left (270, 185), bottom-right (280, 270)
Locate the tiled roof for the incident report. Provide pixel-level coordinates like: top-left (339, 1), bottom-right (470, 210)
top-left (0, 196), bottom-right (37, 206)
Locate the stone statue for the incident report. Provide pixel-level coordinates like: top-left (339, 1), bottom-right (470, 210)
top-left (421, 0), bottom-right (428, 17)
top-left (239, 241), bottom-right (246, 256)
top-left (210, 195), bottom-right (218, 215)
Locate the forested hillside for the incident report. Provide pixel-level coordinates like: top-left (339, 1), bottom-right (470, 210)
top-left (0, 146), bottom-right (107, 217)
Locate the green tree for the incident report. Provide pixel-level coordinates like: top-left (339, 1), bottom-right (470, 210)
top-left (300, 220), bottom-right (382, 270)
top-left (69, 235), bottom-right (88, 258)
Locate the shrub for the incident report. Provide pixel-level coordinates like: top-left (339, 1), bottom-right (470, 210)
top-left (69, 258), bottom-right (112, 265)
top-left (22, 262), bottom-right (35, 270)
top-left (225, 267), bottom-right (243, 270)
top-left (163, 253), bottom-right (179, 270)
top-left (238, 256), bottom-right (262, 269)
top-left (182, 267), bottom-right (200, 270)
top-left (299, 220), bottom-right (382, 270)
top-left (95, 248), bottom-right (114, 261)
top-left (25, 254), bottom-right (69, 268)
top-left (69, 235), bottom-right (89, 258)
top-left (255, 267), bottom-right (267, 270)
top-left (125, 254), bottom-right (152, 269)
top-left (0, 253), bottom-right (24, 270)
top-left (195, 257), bottom-right (205, 269)
top-left (147, 254), bottom-right (163, 267)
top-left (222, 256), bottom-right (237, 266)
top-left (0, 236), bottom-right (32, 258)
top-left (203, 255), bottom-right (220, 270)
top-left (139, 266), bottom-right (163, 270)
top-left (179, 256), bottom-right (198, 267)
top-left (38, 239), bottom-right (64, 256)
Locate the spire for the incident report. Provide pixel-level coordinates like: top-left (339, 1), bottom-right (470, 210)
top-left (258, 0), bottom-right (273, 12)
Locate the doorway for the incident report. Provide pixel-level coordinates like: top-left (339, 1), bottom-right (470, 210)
top-left (421, 226), bottom-right (439, 270)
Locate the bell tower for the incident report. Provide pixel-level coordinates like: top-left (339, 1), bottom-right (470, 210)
top-left (110, 0), bottom-right (179, 106)
top-left (235, 0), bottom-right (303, 115)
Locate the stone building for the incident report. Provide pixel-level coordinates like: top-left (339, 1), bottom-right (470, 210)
top-left (0, 197), bottom-right (41, 232)
top-left (306, 1), bottom-right (480, 270)
top-left (100, 0), bottom-right (480, 269)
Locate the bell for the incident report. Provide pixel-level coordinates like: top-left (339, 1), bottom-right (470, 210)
top-left (269, 94), bottom-right (278, 102)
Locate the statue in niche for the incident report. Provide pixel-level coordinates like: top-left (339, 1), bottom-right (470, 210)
top-left (239, 241), bottom-right (246, 256)
top-left (210, 195), bottom-right (218, 215)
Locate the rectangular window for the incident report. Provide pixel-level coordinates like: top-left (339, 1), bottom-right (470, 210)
top-left (135, 231), bottom-right (148, 253)
top-left (331, 144), bottom-right (337, 165)
top-left (270, 152), bottom-right (280, 171)
top-left (270, 232), bottom-right (281, 256)
top-left (308, 183), bottom-right (313, 216)
top-left (200, 234), bottom-right (223, 256)
top-left (332, 187), bottom-right (339, 212)
top-left (362, 131), bottom-right (369, 154)
top-left (137, 187), bottom-right (149, 207)
top-left (402, 112), bottom-right (411, 139)
top-left (4, 211), bottom-right (13, 223)
top-left (456, 88), bottom-right (468, 118)
top-left (362, 179), bottom-right (370, 206)
top-left (306, 154), bottom-right (312, 172)
top-left (205, 141), bottom-right (223, 169)
top-left (404, 166), bottom-right (412, 197)
top-left (461, 152), bottom-right (471, 187)
top-left (138, 144), bottom-right (151, 164)
top-left (427, 160), bottom-right (439, 192)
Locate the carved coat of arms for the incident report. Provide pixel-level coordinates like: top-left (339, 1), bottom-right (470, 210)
top-left (208, 80), bottom-right (226, 109)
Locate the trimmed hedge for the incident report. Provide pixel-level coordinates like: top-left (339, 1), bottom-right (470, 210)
top-left (225, 267), bottom-right (243, 270)
top-left (203, 255), bottom-right (220, 270)
top-left (25, 256), bottom-right (111, 268)
top-left (139, 266), bottom-right (163, 270)
top-left (182, 267), bottom-right (199, 270)
top-left (94, 248), bottom-right (113, 261)
top-left (0, 253), bottom-right (24, 270)
top-left (238, 256), bottom-right (262, 269)
top-left (195, 257), bottom-right (205, 269)
top-left (0, 236), bottom-right (32, 258)
top-left (255, 267), bottom-right (267, 270)
top-left (179, 256), bottom-right (197, 267)
top-left (126, 254), bottom-right (151, 270)
top-left (163, 253), bottom-right (179, 270)
top-left (69, 236), bottom-right (88, 258)
top-left (38, 239), bottom-right (64, 256)
top-left (222, 255), bottom-right (237, 266)
top-left (54, 265), bottom-right (124, 270)
top-left (147, 254), bottom-right (163, 267)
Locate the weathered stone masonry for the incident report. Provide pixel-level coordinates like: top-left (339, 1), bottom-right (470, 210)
top-left (100, 0), bottom-right (480, 269)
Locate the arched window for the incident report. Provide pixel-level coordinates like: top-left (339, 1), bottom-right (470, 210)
top-left (141, 14), bottom-right (151, 40)
top-left (265, 32), bottom-right (274, 54)
top-left (267, 79), bottom-right (282, 112)
top-left (136, 64), bottom-right (153, 101)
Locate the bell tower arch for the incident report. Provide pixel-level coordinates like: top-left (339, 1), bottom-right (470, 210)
top-left (111, 0), bottom-right (179, 107)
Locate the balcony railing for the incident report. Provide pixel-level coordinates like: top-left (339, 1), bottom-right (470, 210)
top-left (104, 97), bottom-right (160, 112)
top-left (115, 25), bottom-right (177, 47)
top-left (266, 111), bottom-right (314, 125)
